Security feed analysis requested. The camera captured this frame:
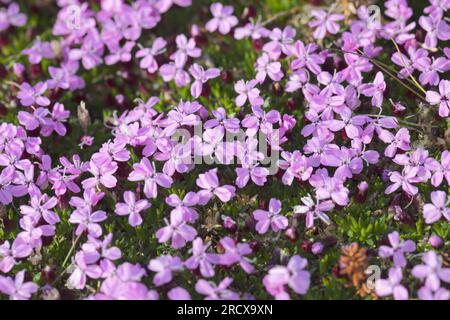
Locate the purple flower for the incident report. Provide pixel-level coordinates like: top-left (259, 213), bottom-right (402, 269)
top-left (255, 53), bottom-right (284, 83)
top-left (166, 192), bottom-right (199, 222)
top-left (20, 191), bottom-right (59, 225)
top-left (156, 210), bottom-right (197, 249)
top-left (285, 69), bottom-right (309, 92)
top-left (419, 15), bottom-right (450, 50)
top-left (278, 150), bottom-right (313, 185)
top-left (69, 208), bottom-right (107, 238)
top-left (115, 191), bottom-right (151, 227)
top-left (22, 40), bottom-right (54, 64)
top-left (308, 9), bottom-right (344, 39)
top-left (0, 3), bottom-right (27, 32)
top-left (148, 255), bottom-right (183, 287)
top-left (263, 255), bottom-right (311, 300)
top-left (0, 238), bottom-right (32, 273)
top-left (417, 56), bottom-right (450, 87)
top-left (195, 277), bottom-right (239, 300)
top-left (379, 231), bottom-right (416, 267)
top-left (360, 72), bottom-right (386, 108)
top-left (168, 287), bottom-right (191, 300)
top-left (412, 251), bottom-right (450, 291)
top-left (156, 0), bottom-right (192, 13)
top-left (69, 32), bottom-right (104, 70)
top-left (385, 167), bottom-right (421, 196)
top-left (0, 270), bottom-right (38, 300)
top-left (204, 107), bottom-right (240, 134)
top-left (234, 79), bottom-right (264, 108)
top-left (217, 236), bottom-right (254, 273)
top-left (309, 168), bottom-right (349, 206)
top-left (379, 128), bottom-right (411, 158)
top-left (263, 26), bottom-right (296, 59)
top-left (289, 40), bottom-right (324, 75)
top-left (196, 168), bottom-right (236, 205)
top-left (105, 41), bottom-right (135, 65)
top-left (205, 3), bottom-right (238, 35)
top-left (17, 82), bottom-right (50, 107)
top-left (136, 37), bottom-right (167, 73)
top-left (41, 103), bottom-right (70, 137)
top-left (159, 57), bottom-right (190, 88)
top-left (423, 190), bottom-right (450, 224)
top-left (185, 237), bottom-right (219, 278)
top-left (234, 21), bottom-right (269, 40)
top-left (418, 286), bottom-right (450, 300)
top-left (426, 79), bottom-right (450, 118)
top-left (189, 64), bottom-right (220, 98)
top-left (128, 157), bottom-right (173, 199)
top-left (293, 195), bottom-right (334, 228)
top-left (428, 150), bottom-right (450, 186)
top-left (253, 198), bottom-right (288, 234)
top-left (67, 251), bottom-right (102, 290)
top-left (18, 107), bottom-right (49, 131)
top-left (170, 34), bottom-right (201, 66)
top-left (82, 158), bottom-right (118, 190)
top-left (375, 267), bottom-right (409, 300)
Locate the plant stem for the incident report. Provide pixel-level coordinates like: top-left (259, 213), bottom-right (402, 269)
top-left (62, 233), bottom-right (83, 268)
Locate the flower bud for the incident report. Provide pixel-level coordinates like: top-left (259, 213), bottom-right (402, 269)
top-left (41, 265), bottom-right (55, 283)
top-left (300, 240), bottom-right (312, 253)
top-left (77, 101), bottom-right (91, 134)
top-left (355, 181), bottom-right (369, 203)
top-left (222, 215), bottom-right (237, 233)
top-left (286, 98), bottom-right (296, 112)
top-left (428, 234), bottom-right (443, 248)
top-left (285, 227), bottom-right (298, 242)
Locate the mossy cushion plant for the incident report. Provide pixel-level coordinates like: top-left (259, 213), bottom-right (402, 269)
top-left (0, 0), bottom-right (449, 300)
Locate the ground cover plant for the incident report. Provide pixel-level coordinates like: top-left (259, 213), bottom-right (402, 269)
top-left (0, 0), bottom-right (449, 300)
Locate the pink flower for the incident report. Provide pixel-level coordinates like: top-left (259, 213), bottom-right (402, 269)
top-left (217, 237), bottom-right (254, 274)
top-left (17, 82), bottom-right (50, 107)
top-left (148, 255), bottom-right (183, 287)
top-left (156, 210), bottom-right (197, 249)
top-left (293, 195), bottom-right (334, 228)
top-left (195, 277), bottom-right (239, 300)
top-left (308, 9), bottom-right (344, 39)
top-left (136, 37), bottom-right (167, 73)
top-left (115, 191), bottom-right (151, 227)
top-left (360, 72), bottom-right (386, 108)
top-left (185, 237), bottom-right (219, 278)
top-left (375, 267), bottom-right (409, 300)
top-left (254, 53), bottom-right (284, 83)
top-left (170, 34), bottom-right (201, 66)
top-left (423, 191), bottom-right (450, 224)
top-left (165, 192), bottom-right (199, 222)
top-left (234, 79), bottom-right (264, 108)
top-left (69, 208), bottom-right (107, 238)
top-left (263, 255), bottom-right (310, 300)
top-left (385, 167), bottom-right (421, 196)
top-left (253, 198), bottom-right (288, 234)
top-left (196, 168), bottom-right (236, 205)
top-left (412, 251), bottom-right (450, 291)
top-left (82, 158), bottom-right (118, 190)
top-left (205, 3), bottom-right (238, 35)
top-left (189, 64), bottom-right (220, 98)
top-left (378, 231), bottom-right (416, 267)
top-left (0, 270), bottom-right (38, 300)
top-left (128, 158), bottom-right (173, 199)
top-left (426, 79), bottom-right (450, 117)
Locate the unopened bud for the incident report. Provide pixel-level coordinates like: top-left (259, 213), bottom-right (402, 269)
top-left (77, 101), bottom-right (91, 133)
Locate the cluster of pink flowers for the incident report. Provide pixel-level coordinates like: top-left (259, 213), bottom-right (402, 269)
top-left (0, 0), bottom-right (449, 300)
